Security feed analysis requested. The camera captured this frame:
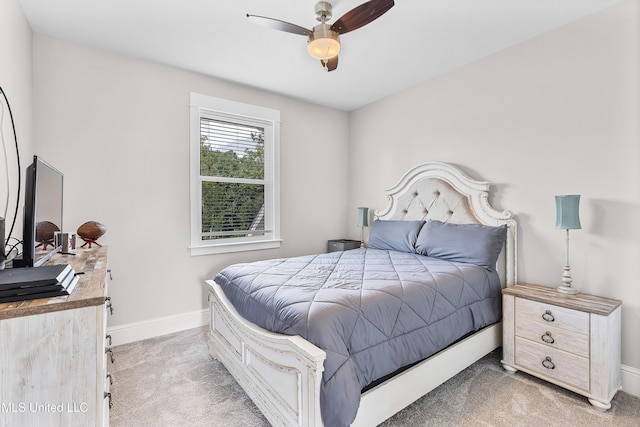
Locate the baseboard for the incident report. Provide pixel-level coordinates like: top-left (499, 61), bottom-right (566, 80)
top-left (622, 364), bottom-right (640, 397)
top-left (107, 308), bottom-right (209, 346)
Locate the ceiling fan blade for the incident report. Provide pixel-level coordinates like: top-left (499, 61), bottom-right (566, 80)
top-left (331, 0), bottom-right (395, 35)
top-left (321, 56), bottom-right (339, 72)
top-left (247, 14), bottom-right (311, 36)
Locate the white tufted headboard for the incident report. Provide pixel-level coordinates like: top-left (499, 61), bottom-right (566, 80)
top-left (375, 162), bottom-right (517, 287)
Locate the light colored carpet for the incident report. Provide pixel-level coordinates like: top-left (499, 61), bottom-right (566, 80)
top-left (109, 326), bottom-right (640, 427)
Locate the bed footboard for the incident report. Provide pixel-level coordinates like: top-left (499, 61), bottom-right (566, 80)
top-left (205, 280), bottom-right (326, 427)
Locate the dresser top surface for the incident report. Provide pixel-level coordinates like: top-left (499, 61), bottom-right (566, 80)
top-left (503, 283), bottom-right (622, 316)
top-left (0, 246), bottom-right (108, 320)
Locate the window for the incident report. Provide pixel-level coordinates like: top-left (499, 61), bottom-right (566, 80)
top-left (190, 93), bottom-right (280, 255)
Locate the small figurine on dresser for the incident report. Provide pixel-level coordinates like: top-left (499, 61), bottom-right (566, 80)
top-left (77, 221), bottom-right (107, 248)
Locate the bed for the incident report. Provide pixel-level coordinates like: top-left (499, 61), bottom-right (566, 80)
top-left (205, 162), bottom-right (517, 426)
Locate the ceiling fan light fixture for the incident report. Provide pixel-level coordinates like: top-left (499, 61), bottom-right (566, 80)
top-left (248, 0), bottom-right (396, 71)
top-left (307, 25), bottom-right (340, 60)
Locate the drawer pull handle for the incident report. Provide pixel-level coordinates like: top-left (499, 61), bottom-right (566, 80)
top-left (106, 347), bottom-right (115, 363)
top-left (541, 331), bottom-right (555, 344)
top-left (104, 392), bottom-right (113, 408)
top-left (105, 297), bottom-right (114, 315)
top-left (542, 310), bottom-right (555, 322)
top-left (542, 356), bottom-right (555, 370)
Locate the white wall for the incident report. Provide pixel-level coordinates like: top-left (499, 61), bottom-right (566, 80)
top-left (349, 0), bottom-right (639, 373)
top-left (0, 0), bottom-right (34, 246)
top-left (31, 36), bottom-right (350, 334)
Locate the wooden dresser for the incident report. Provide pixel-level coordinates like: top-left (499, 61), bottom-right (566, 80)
top-left (501, 283), bottom-right (622, 410)
top-left (0, 246), bottom-right (112, 426)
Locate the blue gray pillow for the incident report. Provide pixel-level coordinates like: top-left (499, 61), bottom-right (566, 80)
top-left (368, 220), bottom-right (425, 253)
top-left (415, 220), bottom-right (507, 269)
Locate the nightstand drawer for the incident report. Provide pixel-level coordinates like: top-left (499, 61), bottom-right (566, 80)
top-left (515, 337), bottom-right (590, 391)
top-left (516, 298), bottom-right (588, 334)
top-left (515, 320), bottom-right (589, 357)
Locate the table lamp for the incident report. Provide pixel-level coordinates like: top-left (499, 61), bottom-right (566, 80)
top-left (357, 207), bottom-right (369, 248)
top-left (555, 195), bottom-right (581, 294)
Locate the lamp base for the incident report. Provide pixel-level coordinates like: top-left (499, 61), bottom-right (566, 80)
top-left (558, 264), bottom-right (578, 295)
top-left (557, 285), bottom-right (578, 295)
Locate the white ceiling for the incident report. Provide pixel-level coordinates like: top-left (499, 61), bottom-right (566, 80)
top-left (17, 0), bottom-right (622, 111)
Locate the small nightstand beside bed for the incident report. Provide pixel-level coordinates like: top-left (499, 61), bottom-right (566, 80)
top-left (501, 283), bottom-right (622, 410)
top-left (205, 162), bottom-right (517, 427)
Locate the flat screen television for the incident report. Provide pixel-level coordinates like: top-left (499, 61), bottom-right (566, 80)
top-left (13, 156), bottom-right (64, 268)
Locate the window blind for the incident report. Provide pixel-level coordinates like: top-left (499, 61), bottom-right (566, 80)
top-left (199, 117), bottom-right (266, 240)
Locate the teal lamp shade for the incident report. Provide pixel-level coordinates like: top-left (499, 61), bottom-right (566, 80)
top-left (555, 195), bottom-right (581, 230)
top-left (357, 207), bottom-right (369, 228)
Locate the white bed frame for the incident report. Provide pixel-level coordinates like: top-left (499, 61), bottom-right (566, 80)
top-left (205, 162), bottom-right (517, 426)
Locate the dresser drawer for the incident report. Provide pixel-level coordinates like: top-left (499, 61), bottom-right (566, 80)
top-left (515, 320), bottom-right (589, 357)
top-left (516, 298), bottom-right (589, 334)
top-left (515, 337), bottom-right (590, 391)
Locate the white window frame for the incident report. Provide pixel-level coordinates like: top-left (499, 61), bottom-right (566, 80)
top-left (189, 92), bottom-right (281, 255)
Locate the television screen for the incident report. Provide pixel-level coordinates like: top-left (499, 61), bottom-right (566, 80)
top-left (14, 156), bottom-right (64, 268)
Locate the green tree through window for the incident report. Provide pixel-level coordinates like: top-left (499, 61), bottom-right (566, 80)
top-left (200, 118), bottom-right (266, 239)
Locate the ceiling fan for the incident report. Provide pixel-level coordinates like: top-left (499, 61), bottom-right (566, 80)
top-left (247, 0), bottom-right (395, 72)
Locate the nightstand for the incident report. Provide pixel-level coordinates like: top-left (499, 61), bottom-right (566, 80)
top-left (327, 239), bottom-right (361, 252)
top-left (501, 283), bottom-right (622, 410)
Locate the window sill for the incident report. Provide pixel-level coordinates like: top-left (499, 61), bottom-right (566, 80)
top-left (189, 239), bottom-right (282, 256)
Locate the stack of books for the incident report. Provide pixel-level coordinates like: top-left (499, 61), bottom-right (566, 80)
top-left (0, 264), bottom-right (78, 303)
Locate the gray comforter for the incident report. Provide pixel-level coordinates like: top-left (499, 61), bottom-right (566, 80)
top-left (214, 248), bottom-right (502, 427)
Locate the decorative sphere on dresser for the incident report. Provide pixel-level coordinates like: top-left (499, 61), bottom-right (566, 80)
top-left (77, 221), bottom-right (107, 248)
